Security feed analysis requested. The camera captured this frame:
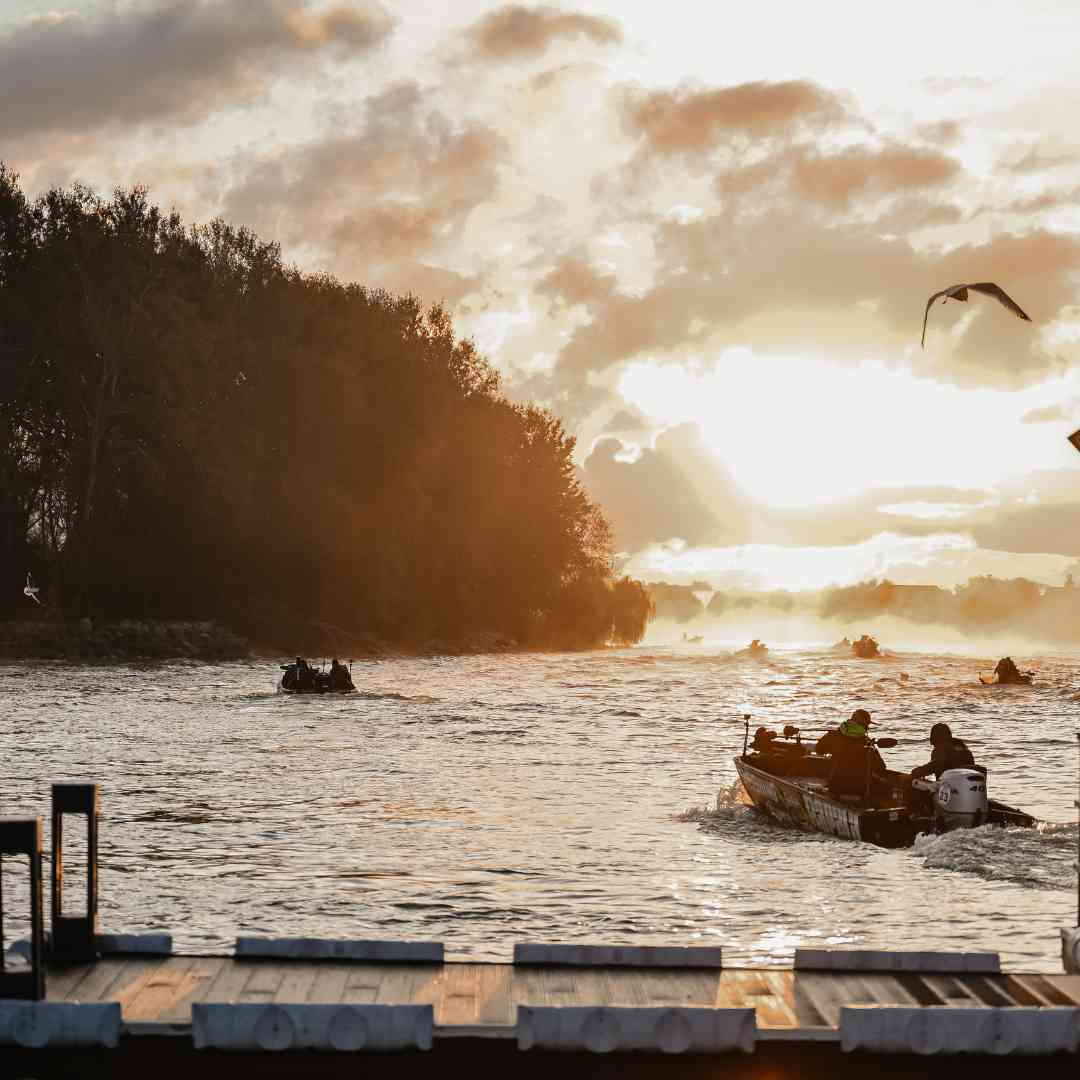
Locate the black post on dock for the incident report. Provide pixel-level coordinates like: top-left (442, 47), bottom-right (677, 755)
top-left (0, 816), bottom-right (46, 999)
top-left (51, 783), bottom-right (99, 964)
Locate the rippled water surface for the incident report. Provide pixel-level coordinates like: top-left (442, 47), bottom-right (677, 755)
top-left (1, 645), bottom-right (1077, 969)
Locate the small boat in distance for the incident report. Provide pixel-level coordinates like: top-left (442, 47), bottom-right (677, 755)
top-left (733, 719), bottom-right (1034, 849)
top-left (851, 634), bottom-right (880, 658)
top-left (979, 657), bottom-right (1034, 686)
top-left (278, 657), bottom-right (356, 694)
top-left (736, 639), bottom-right (769, 657)
top-left (681, 632), bottom-right (704, 644)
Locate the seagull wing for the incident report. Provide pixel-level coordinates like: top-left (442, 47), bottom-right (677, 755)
top-left (967, 282), bottom-right (1032, 323)
top-left (921, 285), bottom-right (964, 347)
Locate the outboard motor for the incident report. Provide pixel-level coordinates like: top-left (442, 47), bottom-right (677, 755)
top-left (931, 769), bottom-right (989, 830)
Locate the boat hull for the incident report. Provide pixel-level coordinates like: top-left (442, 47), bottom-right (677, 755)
top-left (734, 757), bottom-right (916, 847)
top-left (733, 756), bottom-right (1035, 847)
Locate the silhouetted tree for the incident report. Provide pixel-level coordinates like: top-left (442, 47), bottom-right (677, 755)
top-left (0, 170), bottom-right (650, 650)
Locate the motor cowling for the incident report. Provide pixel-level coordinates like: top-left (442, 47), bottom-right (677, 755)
top-left (933, 769), bottom-right (989, 830)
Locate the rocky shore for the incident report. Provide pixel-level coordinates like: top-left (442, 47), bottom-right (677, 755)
top-left (0, 617), bottom-right (523, 661)
top-left (0, 618), bottom-right (249, 660)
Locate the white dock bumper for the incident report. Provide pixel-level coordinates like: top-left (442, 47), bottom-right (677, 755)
top-left (0, 1002), bottom-right (121, 1048)
top-left (516, 1006), bottom-right (755, 1053)
top-left (796, 948), bottom-right (1000, 973)
top-left (234, 937), bottom-right (443, 962)
top-left (839, 1006), bottom-right (1080, 1055)
top-left (514, 944), bottom-right (723, 968)
top-left (192, 1003), bottom-right (434, 1051)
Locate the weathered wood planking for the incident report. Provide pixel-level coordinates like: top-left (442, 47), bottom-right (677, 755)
top-left (39, 958), bottom-right (1080, 1033)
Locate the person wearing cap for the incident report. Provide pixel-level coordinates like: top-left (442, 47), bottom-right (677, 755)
top-left (910, 723), bottom-right (978, 780)
top-left (815, 708), bottom-right (887, 798)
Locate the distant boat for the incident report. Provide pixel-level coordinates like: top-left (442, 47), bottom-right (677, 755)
top-left (979, 671), bottom-right (1033, 687)
top-left (278, 659), bottom-right (355, 694)
top-left (736, 639), bottom-right (769, 657)
top-left (681, 633), bottom-right (704, 644)
top-left (851, 635), bottom-right (880, 659)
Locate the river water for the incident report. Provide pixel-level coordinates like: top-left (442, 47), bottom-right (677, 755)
top-left (1, 645), bottom-right (1076, 970)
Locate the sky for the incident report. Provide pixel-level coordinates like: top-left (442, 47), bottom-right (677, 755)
top-left (6, 0), bottom-right (1080, 591)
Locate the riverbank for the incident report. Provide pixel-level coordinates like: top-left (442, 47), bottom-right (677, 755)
top-left (0, 617), bottom-right (523, 661)
top-left (0, 618), bottom-right (250, 660)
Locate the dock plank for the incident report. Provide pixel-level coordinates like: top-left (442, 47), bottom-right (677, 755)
top-left (759, 970), bottom-right (799, 1027)
top-left (1033, 974), bottom-right (1080, 1006)
top-left (47, 961), bottom-right (100, 1001)
top-left (475, 964), bottom-right (513, 1026)
top-left (306, 964), bottom-right (351, 1005)
top-left (110, 958), bottom-right (175, 1015)
top-left (124, 957), bottom-right (208, 1022)
top-left (370, 962), bottom-right (433, 1007)
top-left (791, 973), bottom-right (830, 1028)
top-left (201, 958), bottom-right (258, 1003)
top-left (857, 974), bottom-right (919, 1008)
top-left (437, 963), bottom-right (478, 1026)
top-left (238, 960), bottom-right (287, 1003)
top-left (729, 969), bottom-right (795, 1028)
top-left (272, 962), bottom-right (321, 1005)
top-left (922, 974), bottom-right (984, 1005)
top-left (159, 958), bottom-right (229, 1024)
top-left (714, 970), bottom-right (752, 1010)
top-left (74, 957), bottom-right (164, 1007)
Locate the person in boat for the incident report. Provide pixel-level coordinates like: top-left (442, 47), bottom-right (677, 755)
top-left (291, 656), bottom-right (314, 690)
top-left (910, 723), bottom-right (979, 780)
top-left (852, 634), bottom-right (880, 658)
top-left (330, 658), bottom-right (354, 692)
top-left (993, 656), bottom-right (1027, 684)
top-left (815, 708), bottom-right (887, 798)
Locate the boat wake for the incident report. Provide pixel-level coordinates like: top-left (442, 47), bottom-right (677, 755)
top-left (911, 821), bottom-right (1077, 891)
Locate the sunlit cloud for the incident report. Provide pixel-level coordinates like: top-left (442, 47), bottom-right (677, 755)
top-left (625, 532), bottom-right (1076, 592)
top-left (617, 350), bottom-right (1080, 507)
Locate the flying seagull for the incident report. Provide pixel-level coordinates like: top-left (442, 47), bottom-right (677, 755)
top-left (921, 282), bottom-right (1031, 347)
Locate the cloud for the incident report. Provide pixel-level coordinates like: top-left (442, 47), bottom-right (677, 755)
top-left (0, 0), bottom-right (395, 139)
top-left (787, 144), bottom-right (960, 208)
top-left (920, 76), bottom-right (996, 94)
top-left (615, 79), bottom-right (849, 158)
top-left (580, 424), bottom-right (749, 551)
top-left (219, 82), bottom-right (505, 301)
top-left (1021, 403), bottom-right (1069, 423)
top-left (971, 502), bottom-right (1080, 557)
top-left (466, 4), bottom-right (621, 61)
top-left (1004, 141), bottom-right (1080, 175)
top-left (550, 208), bottom-right (1080, 392)
top-left (536, 252), bottom-right (617, 307)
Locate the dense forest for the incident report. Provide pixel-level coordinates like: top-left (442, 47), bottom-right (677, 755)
top-left (0, 167), bottom-right (652, 652)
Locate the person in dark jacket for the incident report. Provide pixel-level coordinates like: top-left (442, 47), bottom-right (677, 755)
top-left (910, 723), bottom-right (978, 779)
top-left (815, 708), bottom-right (887, 797)
top-left (330, 658), bottom-right (354, 692)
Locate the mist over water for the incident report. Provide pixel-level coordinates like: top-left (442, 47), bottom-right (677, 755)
top-left (0, 646), bottom-right (1076, 970)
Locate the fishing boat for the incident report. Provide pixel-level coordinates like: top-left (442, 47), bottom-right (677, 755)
top-left (733, 719), bottom-right (1035, 849)
top-left (736, 639), bottom-right (769, 657)
top-left (979, 672), bottom-right (1034, 686)
top-left (277, 659), bottom-right (355, 694)
top-left (851, 634), bottom-right (880, 658)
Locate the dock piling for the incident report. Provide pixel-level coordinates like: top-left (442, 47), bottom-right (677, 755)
top-left (50, 784), bottom-right (99, 964)
top-left (0, 817), bottom-right (45, 999)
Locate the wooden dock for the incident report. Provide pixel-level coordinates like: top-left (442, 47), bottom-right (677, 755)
top-left (40, 955), bottom-right (1080, 1032)
top-left (5, 954), bottom-right (1079, 1078)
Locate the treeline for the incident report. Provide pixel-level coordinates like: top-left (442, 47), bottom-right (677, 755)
top-left (0, 168), bottom-right (652, 651)
top-left (649, 575), bottom-right (1080, 642)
